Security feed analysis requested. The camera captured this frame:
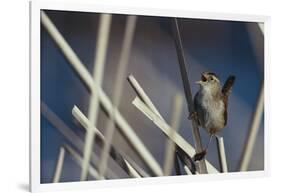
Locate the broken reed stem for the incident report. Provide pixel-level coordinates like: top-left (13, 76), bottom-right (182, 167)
top-left (72, 105), bottom-right (142, 178)
top-left (52, 147), bottom-right (65, 183)
top-left (215, 136), bottom-right (228, 172)
top-left (163, 93), bottom-right (183, 175)
top-left (133, 97), bottom-right (218, 173)
top-left (128, 75), bottom-right (164, 119)
top-left (41, 102), bottom-right (139, 179)
top-left (63, 145), bottom-right (106, 180)
top-left (81, 14), bottom-right (112, 181)
top-left (172, 18), bottom-right (207, 174)
top-left (239, 83), bottom-right (264, 171)
top-left (98, 15), bottom-right (137, 178)
top-left (123, 156), bottom-right (150, 177)
top-left (41, 11), bottom-right (162, 176)
top-left (183, 165), bottom-right (193, 175)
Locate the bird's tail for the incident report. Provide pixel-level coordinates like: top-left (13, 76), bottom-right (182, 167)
top-left (222, 75), bottom-right (235, 96)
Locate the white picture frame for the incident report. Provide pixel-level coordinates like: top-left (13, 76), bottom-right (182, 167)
top-left (30, 0), bottom-right (270, 192)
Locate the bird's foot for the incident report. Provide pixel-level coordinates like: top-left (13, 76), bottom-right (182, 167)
top-left (188, 111), bottom-right (198, 120)
top-left (193, 150), bottom-right (207, 162)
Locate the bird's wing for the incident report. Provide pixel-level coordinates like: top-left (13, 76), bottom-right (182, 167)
top-left (221, 75), bottom-right (235, 126)
top-left (222, 75), bottom-right (235, 96)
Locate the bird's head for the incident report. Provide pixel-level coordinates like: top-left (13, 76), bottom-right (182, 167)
top-left (196, 72), bottom-right (221, 93)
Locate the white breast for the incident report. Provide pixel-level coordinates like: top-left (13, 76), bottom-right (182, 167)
top-left (201, 92), bottom-right (225, 133)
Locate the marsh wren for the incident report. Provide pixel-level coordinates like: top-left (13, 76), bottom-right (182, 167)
top-left (192, 72), bottom-right (235, 161)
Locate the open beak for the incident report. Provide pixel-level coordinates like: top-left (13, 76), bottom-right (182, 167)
top-left (196, 73), bottom-right (208, 84)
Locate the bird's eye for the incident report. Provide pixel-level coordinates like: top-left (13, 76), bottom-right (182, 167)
top-left (210, 77), bottom-right (213, 81)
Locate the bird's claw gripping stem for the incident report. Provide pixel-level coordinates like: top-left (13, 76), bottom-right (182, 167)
top-left (193, 150), bottom-right (207, 162)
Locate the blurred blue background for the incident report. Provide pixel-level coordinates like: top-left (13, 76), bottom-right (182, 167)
top-left (40, 10), bottom-right (264, 183)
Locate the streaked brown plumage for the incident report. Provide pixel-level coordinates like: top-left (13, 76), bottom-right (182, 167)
top-left (193, 72), bottom-right (235, 161)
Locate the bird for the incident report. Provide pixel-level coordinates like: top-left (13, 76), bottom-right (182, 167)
top-left (191, 72), bottom-right (235, 161)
